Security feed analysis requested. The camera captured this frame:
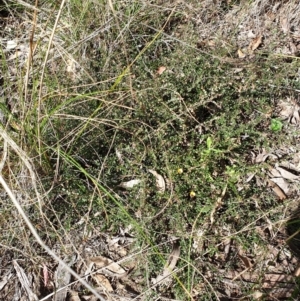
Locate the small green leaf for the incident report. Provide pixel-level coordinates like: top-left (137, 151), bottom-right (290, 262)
top-left (206, 137), bottom-right (212, 149)
top-left (270, 119), bottom-right (283, 132)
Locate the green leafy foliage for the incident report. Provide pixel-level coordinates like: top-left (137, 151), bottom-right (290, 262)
top-left (270, 118), bottom-right (283, 132)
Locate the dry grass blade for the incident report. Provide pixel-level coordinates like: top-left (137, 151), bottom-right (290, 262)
top-left (0, 127), bottom-right (41, 206)
top-left (0, 140), bottom-right (8, 172)
top-left (13, 260), bottom-right (39, 301)
top-left (14, 0), bottom-right (41, 11)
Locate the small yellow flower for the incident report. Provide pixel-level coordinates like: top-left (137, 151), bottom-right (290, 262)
top-left (189, 191), bottom-right (196, 198)
top-left (177, 168), bottom-right (183, 174)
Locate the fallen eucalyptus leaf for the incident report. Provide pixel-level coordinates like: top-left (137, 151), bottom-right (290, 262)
top-left (237, 48), bottom-right (246, 58)
top-left (279, 100), bottom-right (294, 118)
top-left (255, 149), bottom-right (277, 163)
top-left (280, 162), bottom-right (300, 173)
top-left (267, 179), bottom-right (286, 200)
top-left (151, 242), bottom-right (180, 285)
top-left (276, 167), bottom-right (299, 180)
top-left (6, 40), bottom-right (18, 50)
top-left (92, 274), bottom-right (113, 292)
top-left (157, 66), bottom-right (166, 75)
top-left (252, 291), bottom-right (263, 300)
top-left (270, 177), bottom-right (289, 194)
top-left (245, 172), bottom-right (256, 183)
top-left (249, 35), bottom-right (262, 51)
top-left (238, 250), bottom-right (252, 269)
top-left (69, 291), bottom-right (81, 301)
top-left (119, 179), bottom-right (142, 189)
top-left (269, 168), bottom-right (282, 178)
top-left (89, 256), bottom-right (126, 275)
top-left (148, 169), bottom-right (165, 193)
top-left (54, 255), bottom-right (77, 301)
top-left (291, 110), bottom-right (300, 124)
